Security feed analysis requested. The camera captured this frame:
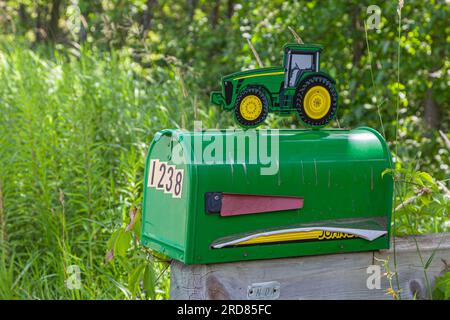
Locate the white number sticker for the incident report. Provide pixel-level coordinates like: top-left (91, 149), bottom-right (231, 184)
top-left (148, 159), bottom-right (184, 198)
top-left (147, 159), bottom-right (159, 187)
top-left (172, 169), bottom-right (184, 198)
top-left (155, 161), bottom-right (167, 191)
top-left (164, 165), bottom-right (176, 195)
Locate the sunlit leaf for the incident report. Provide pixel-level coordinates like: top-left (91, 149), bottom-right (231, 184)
top-left (115, 230), bottom-right (132, 257)
top-left (381, 168), bottom-right (393, 178)
top-left (143, 264), bottom-right (156, 299)
top-left (128, 264), bottom-right (146, 297)
top-left (418, 172), bottom-right (434, 185)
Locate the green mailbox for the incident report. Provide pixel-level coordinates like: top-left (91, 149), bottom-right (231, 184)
top-left (141, 127), bottom-right (394, 264)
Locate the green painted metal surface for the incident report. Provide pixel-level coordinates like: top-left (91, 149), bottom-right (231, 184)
top-left (141, 127), bottom-right (394, 264)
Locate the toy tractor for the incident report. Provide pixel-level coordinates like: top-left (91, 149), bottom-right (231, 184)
top-left (210, 43), bottom-right (338, 128)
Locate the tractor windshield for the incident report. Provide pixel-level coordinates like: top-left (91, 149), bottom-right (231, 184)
top-left (287, 53), bottom-right (315, 87)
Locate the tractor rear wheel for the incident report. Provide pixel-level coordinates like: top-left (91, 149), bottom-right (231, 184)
top-left (295, 76), bottom-right (338, 127)
top-left (234, 87), bottom-right (269, 128)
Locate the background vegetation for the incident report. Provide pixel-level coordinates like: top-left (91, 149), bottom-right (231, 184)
top-left (0, 0), bottom-right (448, 299)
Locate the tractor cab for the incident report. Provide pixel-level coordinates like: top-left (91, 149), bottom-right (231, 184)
top-left (283, 44), bottom-right (322, 88)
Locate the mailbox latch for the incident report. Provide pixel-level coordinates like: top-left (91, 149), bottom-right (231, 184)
top-left (205, 192), bottom-right (222, 214)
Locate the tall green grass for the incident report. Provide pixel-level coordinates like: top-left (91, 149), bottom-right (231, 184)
top-left (0, 40), bottom-right (215, 299)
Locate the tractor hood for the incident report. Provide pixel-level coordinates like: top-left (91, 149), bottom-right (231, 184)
top-left (223, 66), bottom-right (284, 82)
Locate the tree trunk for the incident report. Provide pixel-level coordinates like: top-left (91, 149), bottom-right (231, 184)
top-left (18, 4), bottom-right (30, 30)
top-left (142, 0), bottom-right (157, 32)
top-left (351, 4), bottom-right (364, 67)
top-left (188, 0), bottom-right (197, 22)
top-left (348, 4), bottom-right (365, 100)
top-left (227, 0), bottom-right (234, 19)
top-left (35, 4), bottom-right (47, 42)
top-left (210, 0), bottom-right (220, 29)
top-left (49, 0), bottom-right (62, 41)
top-left (423, 88), bottom-right (440, 129)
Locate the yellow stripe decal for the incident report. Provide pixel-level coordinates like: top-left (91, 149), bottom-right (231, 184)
top-left (211, 227), bottom-right (388, 249)
top-left (234, 71), bottom-right (284, 80)
top-left (236, 230), bottom-right (347, 246)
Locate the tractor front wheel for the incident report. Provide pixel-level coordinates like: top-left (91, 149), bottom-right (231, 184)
top-left (295, 76), bottom-right (338, 127)
top-left (234, 88), bottom-right (269, 128)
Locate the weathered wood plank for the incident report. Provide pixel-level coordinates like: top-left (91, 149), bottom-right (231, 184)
top-left (375, 232), bottom-right (450, 300)
top-left (170, 233), bottom-right (450, 300)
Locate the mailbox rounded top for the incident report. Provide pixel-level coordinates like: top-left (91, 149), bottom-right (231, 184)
top-left (149, 127), bottom-right (391, 167)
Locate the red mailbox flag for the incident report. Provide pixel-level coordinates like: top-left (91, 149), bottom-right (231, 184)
top-left (220, 193), bottom-right (304, 217)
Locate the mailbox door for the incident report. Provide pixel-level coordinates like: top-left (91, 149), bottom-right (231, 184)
top-left (141, 131), bottom-right (192, 262)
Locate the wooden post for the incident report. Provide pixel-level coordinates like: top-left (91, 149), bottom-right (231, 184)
top-left (170, 232), bottom-right (450, 300)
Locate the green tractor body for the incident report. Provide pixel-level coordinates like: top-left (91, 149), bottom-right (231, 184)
top-left (211, 43), bottom-right (338, 128)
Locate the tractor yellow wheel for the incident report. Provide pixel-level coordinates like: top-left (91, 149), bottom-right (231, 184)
top-left (295, 76), bottom-right (338, 127)
top-left (239, 95), bottom-right (263, 121)
top-left (234, 88), bottom-right (269, 127)
top-left (303, 85), bottom-right (331, 120)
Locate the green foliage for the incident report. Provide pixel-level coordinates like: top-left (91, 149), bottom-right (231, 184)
top-left (387, 166), bottom-right (449, 236)
top-left (0, 40), bottom-right (214, 298)
top-left (106, 206), bottom-right (162, 300)
top-left (0, 253), bottom-right (16, 299)
top-left (433, 272), bottom-right (450, 300)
